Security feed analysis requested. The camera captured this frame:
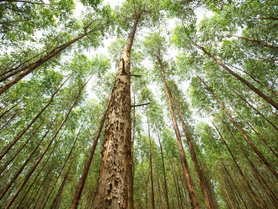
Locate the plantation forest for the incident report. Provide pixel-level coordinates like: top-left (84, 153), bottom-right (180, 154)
top-left (0, 0), bottom-right (278, 208)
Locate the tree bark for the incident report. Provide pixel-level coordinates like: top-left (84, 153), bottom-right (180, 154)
top-left (70, 96), bottom-right (111, 209)
top-left (147, 115), bottom-right (155, 209)
top-left (156, 123), bottom-right (170, 209)
top-left (156, 53), bottom-right (199, 209)
top-left (92, 13), bottom-right (143, 209)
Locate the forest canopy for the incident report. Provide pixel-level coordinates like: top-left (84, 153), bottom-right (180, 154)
top-left (0, 0), bottom-right (277, 208)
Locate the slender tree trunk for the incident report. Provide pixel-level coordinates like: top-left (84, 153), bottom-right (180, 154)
top-left (92, 13), bottom-right (143, 209)
top-left (230, 88), bottom-right (278, 131)
top-left (4, 75), bottom-right (91, 208)
top-left (156, 123), bottom-right (170, 209)
top-left (0, 112), bottom-right (16, 132)
top-left (193, 70), bottom-right (278, 180)
top-left (222, 164), bottom-right (248, 209)
top-left (16, 140), bottom-right (58, 209)
top-left (190, 40), bottom-right (278, 110)
top-left (228, 103), bottom-right (278, 158)
top-left (0, 20), bottom-right (101, 95)
top-left (171, 94), bottom-right (214, 209)
top-left (50, 156), bottom-right (74, 209)
top-left (156, 53), bottom-right (199, 209)
top-left (216, 112), bottom-right (278, 207)
top-left (40, 122), bottom-right (84, 208)
top-left (0, 74), bottom-right (71, 161)
top-left (228, 34), bottom-right (278, 50)
top-left (0, 106), bottom-right (63, 201)
top-left (205, 112), bottom-right (263, 208)
top-left (70, 96), bottom-right (111, 209)
top-left (147, 115), bottom-right (155, 209)
top-left (0, 104), bottom-right (55, 175)
top-left (172, 163), bottom-right (184, 209)
top-left (233, 66), bottom-right (278, 96)
top-left (0, 91), bottom-right (33, 120)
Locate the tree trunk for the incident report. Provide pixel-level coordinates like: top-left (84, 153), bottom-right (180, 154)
top-left (156, 123), bottom-right (170, 209)
top-left (70, 96), bottom-right (111, 209)
top-left (230, 88), bottom-right (278, 131)
top-left (4, 75), bottom-right (90, 208)
top-left (0, 107), bottom-right (63, 201)
top-left (147, 115), bottom-right (155, 209)
top-left (156, 53), bottom-right (199, 209)
top-left (193, 70), bottom-right (278, 180)
top-left (92, 13), bottom-right (143, 209)
top-left (16, 141), bottom-right (57, 209)
top-left (171, 94), bottom-right (214, 209)
top-left (205, 113), bottom-right (263, 208)
top-left (40, 122), bottom-right (84, 208)
top-left (233, 66), bottom-right (278, 96)
top-left (228, 34), bottom-right (278, 50)
top-left (190, 40), bottom-right (278, 110)
top-left (0, 104), bottom-right (55, 175)
top-left (50, 156), bottom-right (74, 209)
top-left (0, 20), bottom-right (101, 95)
top-left (0, 74), bottom-right (71, 161)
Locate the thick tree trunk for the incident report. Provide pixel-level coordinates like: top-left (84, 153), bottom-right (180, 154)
top-left (156, 123), bottom-right (170, 209)
top-left (92, 14), bottom-right (142, 209)
top-left (229, 34), bottom-right (278, 50)
top-left (156, 53), bottom-right (199, 209)
top-left (4, 75), bottom-right (90, 208)
top-left (147, 115), bottom-right (155, 209)
top-left (190, 41), bottom-right (278, 110)
top-left (70, 96), bottom-right (111, 209)
top-left (194, 70), bottom-right (278, 180)
top-left (171, 94), bottom-right (214, 209)
top-left (0, 75), bottom-right (71, 161)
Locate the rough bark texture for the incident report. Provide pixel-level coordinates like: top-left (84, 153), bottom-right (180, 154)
top-left (92, 16), bottom-right (141, 209)
top-left (156, 53), bottom-right (199, 209)
top-left (70, 96), bottom-right (111, 209)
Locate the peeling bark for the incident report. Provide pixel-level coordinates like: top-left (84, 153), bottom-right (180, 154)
top-left (92, 14), bottom-right (142, 209)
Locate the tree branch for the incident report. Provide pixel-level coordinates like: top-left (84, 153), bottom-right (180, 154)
top-left (131, 102), bottom-right (150, 107)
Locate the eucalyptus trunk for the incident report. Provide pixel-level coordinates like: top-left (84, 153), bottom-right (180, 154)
top-left (156, 53), bottom-right (199, 209)
top-left (92, 14), bottom-right (143, 209)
